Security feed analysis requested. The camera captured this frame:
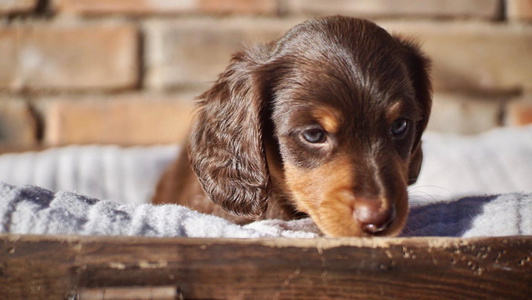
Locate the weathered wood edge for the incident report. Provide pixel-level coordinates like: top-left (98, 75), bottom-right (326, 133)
top-left (1, 234), bottom-right (531, 299)
top-left (4, 233), bottom-right (529, 247)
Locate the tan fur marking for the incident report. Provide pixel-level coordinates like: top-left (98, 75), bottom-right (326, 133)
top-left (284, 156), bottom-right (361, 236)
top-left (312, 109), bottom-right (340, 134)
top-left (387, 101), bottom-right (403, 122)
top-left (284, 155), bottom-right (410, 237)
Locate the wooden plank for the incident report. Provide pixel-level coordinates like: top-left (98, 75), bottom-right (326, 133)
top-left (0, 234), bottom-right (530, 299)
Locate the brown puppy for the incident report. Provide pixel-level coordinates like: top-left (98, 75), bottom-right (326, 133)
top-left (153, 16), bottom-right (432, 237)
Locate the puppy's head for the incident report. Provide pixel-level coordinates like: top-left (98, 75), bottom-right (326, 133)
top-left (190, 16), bottom-right (432, 237)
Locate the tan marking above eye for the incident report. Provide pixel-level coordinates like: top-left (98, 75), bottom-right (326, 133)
top-left (311, 108), bottom-right (340, 135)
top-left (387, 100), bottom-right (422, 124)
top-left (387, 101), bottom-right (403, 123)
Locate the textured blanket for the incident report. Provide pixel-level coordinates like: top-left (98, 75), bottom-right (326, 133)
top-left (0, 182), bottom-right (530, 238)
top-left (1, 125), bottom-right (531, 238)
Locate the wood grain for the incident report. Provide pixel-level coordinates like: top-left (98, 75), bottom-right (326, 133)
top-left (1, 234), bottom-right (530, 299)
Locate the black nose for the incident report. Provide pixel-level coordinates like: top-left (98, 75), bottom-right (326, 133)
top-left (354, 199), bottom-right (396, 234)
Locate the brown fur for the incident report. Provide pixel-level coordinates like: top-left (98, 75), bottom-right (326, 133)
top-left (153, 16), bottom-right (432, 237)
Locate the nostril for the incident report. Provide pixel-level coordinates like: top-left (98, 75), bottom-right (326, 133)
top-left (354, 199), bottom-right (396, 234)
top-left (362, 209), bottom-right (395, 234)
top-left (363, 217), bottom-right (393, 233)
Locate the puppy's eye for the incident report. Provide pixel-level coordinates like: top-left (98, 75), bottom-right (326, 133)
top-left (391, 119), bottom-right (410, 139)
top-left (301, 128), bottom-right (327, 144)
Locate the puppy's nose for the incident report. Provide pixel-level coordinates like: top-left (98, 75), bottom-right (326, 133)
top-left (354, 199), bottom-right (396, 234)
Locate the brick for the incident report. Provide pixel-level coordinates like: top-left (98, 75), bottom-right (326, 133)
top-left (282, 0), bottom-right (500, 19)
top-left (146, 18), bottom-right (532, 93)
top-left (0, 0), bottom-right (38, 14)
top-left (380, 21), bottom-right (532, 93)
top-left (507, 0), bottom-right (532, 21)
top-left (145, 18), bottom-right (303, 90)
top-left (0, 23), bottom-right (138, 91)
top-left (506, 97), bottom-right (532, 126)
top-left (43, 94), bottom-right (195, 145)
top-left (0, 29), bottom-right (17, 88)
top-left (0, 99), bottom-right (37, 146)
top-left (427, 93), bottom-right (502, 134)
top-left (56, 0), bottom-right (278, 15)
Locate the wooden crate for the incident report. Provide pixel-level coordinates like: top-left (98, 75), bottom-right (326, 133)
top-left (1, 234), bottom-right (530, 299)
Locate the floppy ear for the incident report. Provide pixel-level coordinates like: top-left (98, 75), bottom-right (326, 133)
top-left (189, 49), bottom-right (271, 219)
top-left (395, 37), bottom-right (432, 184)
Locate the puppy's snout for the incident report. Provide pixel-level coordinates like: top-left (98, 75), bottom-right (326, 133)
top-left (354, 198), bottom-right (396, 234)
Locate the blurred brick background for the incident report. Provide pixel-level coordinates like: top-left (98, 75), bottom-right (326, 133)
top-left (0, 0), bottom-right (531, 150)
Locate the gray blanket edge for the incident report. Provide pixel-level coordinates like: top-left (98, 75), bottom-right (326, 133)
top-left (1, 182), bottom-right (530, 238)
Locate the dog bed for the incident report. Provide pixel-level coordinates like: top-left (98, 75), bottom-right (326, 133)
top-left (1, 125), bottom-right (531, 238)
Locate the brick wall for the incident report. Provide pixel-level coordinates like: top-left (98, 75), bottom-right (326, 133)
top-left (1, 0), bottom-right (531, 149)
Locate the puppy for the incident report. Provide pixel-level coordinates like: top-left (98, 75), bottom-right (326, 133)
top-left (153, 16), bottom-right (432, 237)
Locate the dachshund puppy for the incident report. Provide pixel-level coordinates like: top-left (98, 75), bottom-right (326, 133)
top-left (153, 16), bottom-right (432, 237)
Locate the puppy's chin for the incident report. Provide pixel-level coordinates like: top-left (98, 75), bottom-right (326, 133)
top-left (303, 195), bottom-right (409, 238)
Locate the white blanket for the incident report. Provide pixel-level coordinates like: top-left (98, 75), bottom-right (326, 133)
top-left (0, 182), bottom-right (529, 238)
top-left (1, 125), bottom-right (531, 238)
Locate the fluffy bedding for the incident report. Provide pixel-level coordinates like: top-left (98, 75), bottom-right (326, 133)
top-left (1, 125), bottom-right (531, 238)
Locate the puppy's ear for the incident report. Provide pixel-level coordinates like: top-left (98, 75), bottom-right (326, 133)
top-left (189, 49), bottom-right (270, 219)
top-left (395, 37), bottom-right (432, 184)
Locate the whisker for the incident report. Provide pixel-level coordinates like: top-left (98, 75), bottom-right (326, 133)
top-left (408, 192), bottom-right (438, 206)
top-left (408, 185), bottom-right (452, 202)
top-left (408, 184), bottom-right (451, 194)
